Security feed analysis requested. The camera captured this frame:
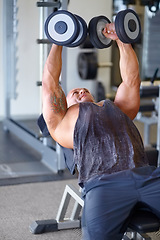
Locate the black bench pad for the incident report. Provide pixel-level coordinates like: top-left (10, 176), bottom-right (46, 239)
top-left (128, 209), bottom-right (160, 233)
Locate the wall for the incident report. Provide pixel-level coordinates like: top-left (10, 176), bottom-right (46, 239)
top-left (0, 0), bottom-right (112, 119)
top-left (0, 0), bottom-right (40, 120)
top-left (11, 0), bottom-right (40, 118)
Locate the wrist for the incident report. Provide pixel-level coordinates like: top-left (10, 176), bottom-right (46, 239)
top-left (116, 39), bottom-right (132, 49)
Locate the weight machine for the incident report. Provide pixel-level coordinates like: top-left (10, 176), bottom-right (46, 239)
top-left (135, 67), bottom-right (160, 167)
top-left (2, 0), bottom-right (69, 178)
top-left (137, 84), bottom-right (160, 167)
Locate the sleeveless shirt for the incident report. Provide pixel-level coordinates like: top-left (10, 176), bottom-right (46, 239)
top-left (73, 100), bottom-right (148, 187)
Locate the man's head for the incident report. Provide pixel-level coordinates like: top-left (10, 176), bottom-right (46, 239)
top-left (66, 88), bottom-right (95, 108)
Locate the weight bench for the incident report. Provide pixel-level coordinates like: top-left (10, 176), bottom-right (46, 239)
top-left (30, 184), bottom-right (160, 240)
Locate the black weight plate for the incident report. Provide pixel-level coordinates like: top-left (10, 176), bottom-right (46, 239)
top-left (114, 10), bottom-right (127, 43)
top-left (88, 17), bottom-right (105, 48)
top-left (89, 16), bottom-right (112, 49)
top-left (88, 19), bottom-right (102, 49)
top-left (66, 15), bottom-right (87, 47)
top-left (45, 10), bottom-right (80, 46)
top-left (77, 52), bottom-right (97, 79)
top-left (88, 16), bottom-right (113, 49)
top-left (115, 10), bottom-right (132, 43)
top-left (115, 9), bottom-right (141, 44)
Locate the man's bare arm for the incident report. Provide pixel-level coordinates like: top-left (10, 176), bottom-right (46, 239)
top-left (42, 44), bottom-right (67, 136)
top-left (114, 40), bottom-right (140, 120)
top-left (103, 23), bottom-right (141, 120)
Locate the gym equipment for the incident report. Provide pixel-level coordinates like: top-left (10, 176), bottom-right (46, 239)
top-left (136, 69), bottom-right (160, 147)
top-left (115, 9), bottom-right (141, 44)
top-left (140, 0), bottom-right (160, 13)
top-left (30, 184), bottom-right (160, 239)
top-left (88, 15), bottom-right (113, 49)
top-left (77, 52), bottom-right (113, 79)
top-left (36, 1), bottom-right (61, 9)
top-left (45, 10), bottom-right (79, 46)
top-left (66, 15), bottom-right (87, 47)
top-left (3, 0), bottom-right (69, 177)
top-left (136, 84), bottom-right (159, 147)
top-left (45, 9), bottom-right (141, 48)
top-left (78, 52), bottom-right (97, 79)
top-left (88, 9), bottom-right (141, 49)
top-left (45, 10), bottom-right (87, 47)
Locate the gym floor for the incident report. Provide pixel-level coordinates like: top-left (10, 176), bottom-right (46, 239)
top-left (0, 120), bottom-right (76, 186)
top-left (0, 120), bottom-right (81, 240)
top-left (0, 120), bottom-right (160, 240)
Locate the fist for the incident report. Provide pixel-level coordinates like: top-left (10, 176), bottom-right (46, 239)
top-left (103, 23), bottom-right (118, 41)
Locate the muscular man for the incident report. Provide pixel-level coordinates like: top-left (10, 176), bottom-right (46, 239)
top-left (42, 23), bottom-right (160, 240)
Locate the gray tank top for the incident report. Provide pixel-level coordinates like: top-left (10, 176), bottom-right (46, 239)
top-left (74, 100), bottom-right (148, 186)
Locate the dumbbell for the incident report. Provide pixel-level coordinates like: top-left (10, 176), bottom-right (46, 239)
top-left (45, 10), bottom-right (87, 47)
top-left (88, 9), bottom-right (141, 49)
top-left (45, 9), bottom-right (141, 48)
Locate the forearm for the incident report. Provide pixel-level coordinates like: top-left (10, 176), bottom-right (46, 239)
top-left (43, 44), bottom-right (63, 88)
top-left (116, 40), bottom-right (141, 87)
top-left (42, 44), bottom-right (64, 112)
top-left (42, 44), bottom-right (67, 132)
